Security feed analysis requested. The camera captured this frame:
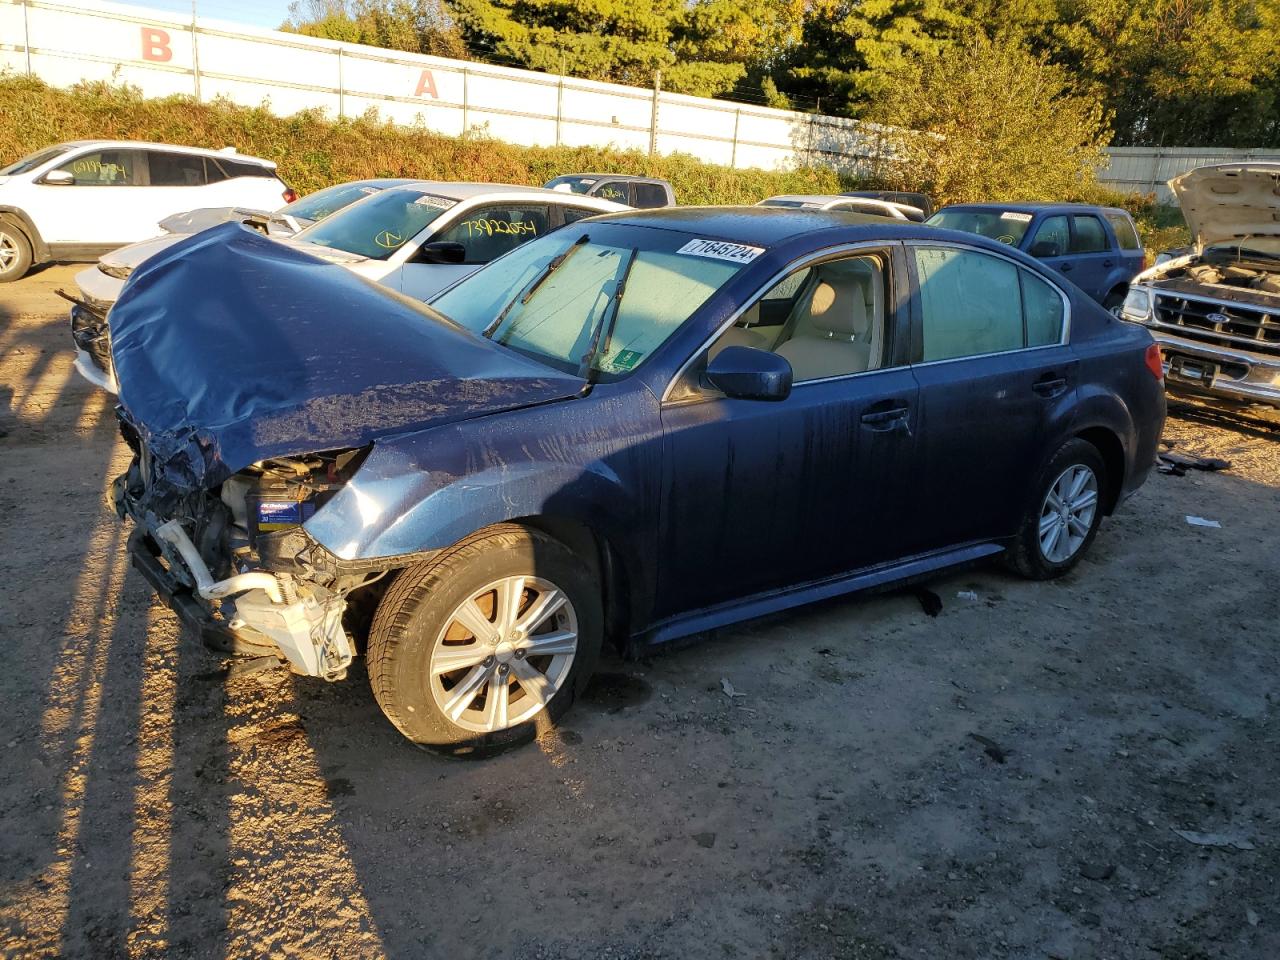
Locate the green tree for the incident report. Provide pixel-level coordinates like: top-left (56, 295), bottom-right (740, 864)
top-left (284, 0), bottom-right (468, 59)
top-left (1053, 0), bottom-right (1280, 146)
top-left (868, 32), bottom-right (1111, 203)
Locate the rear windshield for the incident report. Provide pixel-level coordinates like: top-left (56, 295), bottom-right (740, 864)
top-left (294, 188), bottom-right (454, 259)
top-left (1, 144), bottom-right (73, 175)
top-left (433, 227), bottom-right (752, 379)
top-left (927, 209), bottom-right (1034, 246)
top-left (286, 182), bottom-right (390, 222)
top-left (544, 176), bottom-right (598, 195)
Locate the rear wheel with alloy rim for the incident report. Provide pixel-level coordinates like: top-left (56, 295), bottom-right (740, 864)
top-left (368, 524), bottom-right (602, 755)
top-left (1006, 438), bottom-right (1107, 579)
top-left (0, 224), bottom-right (32, 283)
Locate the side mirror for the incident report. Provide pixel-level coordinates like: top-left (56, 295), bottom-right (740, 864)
top-left (42, 169), bottom-right (74, 186)
top-left (417, 241), bottom-right (467, 264)
top-left (705, 346), bottom-right (792, 402)
top-left (1029, 240), bottom-right (1061, 258)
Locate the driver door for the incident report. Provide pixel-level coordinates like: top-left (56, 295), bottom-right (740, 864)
top-left (655, 246), bottom-right (920, 621)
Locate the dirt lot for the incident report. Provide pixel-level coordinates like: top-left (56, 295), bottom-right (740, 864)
top-left (1, 265), bottom-right (1277, 960)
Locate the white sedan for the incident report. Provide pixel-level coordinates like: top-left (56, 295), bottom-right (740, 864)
top-left (757, 194), bottom-right (922, 221)
top-left (69, 183), bottom-right (629, 391)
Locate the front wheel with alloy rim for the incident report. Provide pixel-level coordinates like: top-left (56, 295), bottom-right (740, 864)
top-left (367, 524), bottom-right (602, 756)
top-left (1005, 438), bottom-right (1107, 580)
top-left (0, 224), bottom-right (33, 282)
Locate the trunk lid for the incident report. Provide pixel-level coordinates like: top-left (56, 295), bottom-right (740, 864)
top-left (111, 222), bottom-right (583, 492)
top-left (1170, 162), bottom-right (1280, 249)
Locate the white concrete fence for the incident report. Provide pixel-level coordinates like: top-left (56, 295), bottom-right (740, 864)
top-left (2, 0), bottom-right (1272, 198)
top-left (0, 0), bottom-right (895, 175)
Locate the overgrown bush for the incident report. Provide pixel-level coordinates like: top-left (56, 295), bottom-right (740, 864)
top-left (0, 75), bottom-right (844, 203)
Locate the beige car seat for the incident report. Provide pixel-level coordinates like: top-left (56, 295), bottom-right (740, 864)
top-left (775, 259), bottom-right (880, 380)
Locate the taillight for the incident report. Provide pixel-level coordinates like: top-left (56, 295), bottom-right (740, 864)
top-left (282, 187), bottom-right (298, 204)
top-left (1144, 342), bottom-right (1164, 381)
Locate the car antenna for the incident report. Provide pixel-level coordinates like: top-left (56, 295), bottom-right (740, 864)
top-left (482, 234), bottom-right (589, 340)
top-left (578, 246), bottom-right (639, 389)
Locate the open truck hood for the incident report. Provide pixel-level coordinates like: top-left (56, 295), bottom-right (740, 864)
top-left (110, 222), bottom-right (584, 492)
top-left (1170, 162), bottom-right (1280, 248)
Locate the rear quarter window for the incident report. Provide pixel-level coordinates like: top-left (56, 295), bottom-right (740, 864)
top-left (1104, 212), bottom-right (1141, 251)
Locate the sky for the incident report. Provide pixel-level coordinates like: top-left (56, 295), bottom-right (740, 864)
top-left (130, 0), bottom-right (298, 30)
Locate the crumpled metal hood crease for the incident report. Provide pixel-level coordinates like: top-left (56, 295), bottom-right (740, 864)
top-left (110, 222), bottom-right (583, 492)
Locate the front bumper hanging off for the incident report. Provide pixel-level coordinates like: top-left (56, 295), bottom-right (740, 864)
top-left (129, 522), bottom-right (353, 678)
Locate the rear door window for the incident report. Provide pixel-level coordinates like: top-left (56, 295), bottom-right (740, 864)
top-left (633, 182), bottom-right (668, 208)
top-left (912, 247), bottom-right (1064, 360)
top-left (1070, 215), bottom-right (1109, 253)
top-left (1104, 212), bottom-right (1141, 250)
top-left (434, 204), bottom-right (551, 264)
top-left (53, 149), bottom-right (143, 186)
top-left (147, 151), bottom-right (209, 186)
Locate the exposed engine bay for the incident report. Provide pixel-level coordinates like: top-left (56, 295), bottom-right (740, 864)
top-left (114, 436), bottom-right (381, 680)
top-left (1147, 249), bottom-right (1280, 304)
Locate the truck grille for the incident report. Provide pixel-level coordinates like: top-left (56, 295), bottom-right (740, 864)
top-left (1153, 293), bottom-right (1280, 357)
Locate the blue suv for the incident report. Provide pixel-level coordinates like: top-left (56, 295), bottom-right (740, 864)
top-left (928, 203), bottom-right (1145, 313)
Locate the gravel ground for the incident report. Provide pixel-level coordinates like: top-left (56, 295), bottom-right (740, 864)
top-left (1, 266), bottom-right (1278, 960)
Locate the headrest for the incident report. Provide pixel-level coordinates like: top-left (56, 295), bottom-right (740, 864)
top-left (806, 267), bottom-right (871, 339)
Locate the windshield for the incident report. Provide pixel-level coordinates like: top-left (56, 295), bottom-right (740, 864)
top-left (293, 188), bottom-right (455, 259)
top-left (927, 209), bottom-right (1033, 246)
top-left (544, 176), bottom-right (598, 195)
top-left (283, 181), bottom-right (398, 223)
top-left (433, 228), bottom-right (749, 378)
top-left (1, 144), bottom-right (73, 175)
top-left (1205, 236), bottom-right (1280, 261)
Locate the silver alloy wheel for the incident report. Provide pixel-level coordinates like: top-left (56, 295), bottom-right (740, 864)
top-left (1038, 464), bottom-right (1099, 563)
top-left (429, 575), bottom-right (578, 733)
top-left (0, 234), bottom-right (15, 271)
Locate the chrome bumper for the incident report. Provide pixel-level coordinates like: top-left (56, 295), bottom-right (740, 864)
top-left (1148, 330), bottom-right (1280, 406)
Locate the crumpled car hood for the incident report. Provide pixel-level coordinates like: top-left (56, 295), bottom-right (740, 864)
top-left (110, 222), bottom-right (584, 492)
top-left (1170, 162), bottom-right (1280, 248)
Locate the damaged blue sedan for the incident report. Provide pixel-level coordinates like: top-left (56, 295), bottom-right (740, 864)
top-left (108, 209), bottom-right (1165, 754)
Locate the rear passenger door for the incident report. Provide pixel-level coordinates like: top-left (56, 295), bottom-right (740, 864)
top-left (903, 243), bottom-right (1075, 555)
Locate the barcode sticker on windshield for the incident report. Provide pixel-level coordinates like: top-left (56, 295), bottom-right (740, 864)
top-left (414, 194), bottom-right (457, 208)
top-left (678, 239), bottom-right (765, 264)
top-left (1000, 211), bottom-right (1033, 222)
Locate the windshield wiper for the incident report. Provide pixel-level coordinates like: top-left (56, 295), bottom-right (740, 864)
top-left (577, 246), bottom-right (639, 384)
top-left (482, 234), bottom-right (589, 339)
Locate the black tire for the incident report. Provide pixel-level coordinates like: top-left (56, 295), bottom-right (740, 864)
top-left (367, 523), bottom-right (602, 757)
top-left (1103, 287), bottom-right (1127, 317)
top-left (1005, 438), bottom-right (1107, 580)
top-left (0, 222), bottom-right (33, 283)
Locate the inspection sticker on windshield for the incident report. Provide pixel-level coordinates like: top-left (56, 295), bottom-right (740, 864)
top-left (1000, 211), bottom-right (1033, 222)
top-left (414, 194), bottom-right (457, 208)
top-left (677, 239), bottom-right (764, 264)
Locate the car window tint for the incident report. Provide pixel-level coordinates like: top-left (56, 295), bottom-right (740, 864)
top-left (915, 247), bottom-right (1023, 361)
top-left (710, 256), bottom-right (886, 382)
top-left (214, 157), bottom-right (276, 179)
top-left (1029, 215), bottom-right (1069, 257)
top-left (593, 181), bottom-right (630, 203)
top-left (148, 151), bottom-right (208, 186)
top-left (55, 149), bottom-right (141, 186)
top-left (1071, 215), bottom-right (1108, 253)
top-left (434, 204), bottom-right (550, 264)
top-left (561, 206), bottom-right (600, 225)
top-left (1021, 270), bottom-right (1065, 346)
top-left (633, 182), bottom-right (668, 208)
top-left (1104, 212), bottom-right (1141, 250)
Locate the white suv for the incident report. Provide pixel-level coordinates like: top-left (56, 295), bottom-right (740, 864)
top-left (0, 140), bottom-right (292, 281)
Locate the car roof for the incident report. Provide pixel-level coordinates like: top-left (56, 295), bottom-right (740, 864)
top-left (591, 205), bottom-right (904, 244)
top-left (553, 173), bottom-right (666, 183)
top-left (763, 195), bottom-right (853, 205)
top-left (938, 201), bottom-right (1130, 216)
top-left (54, 140), bottom-right (277, 168)
top-left (381, 181), bottom-right (626, 204)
